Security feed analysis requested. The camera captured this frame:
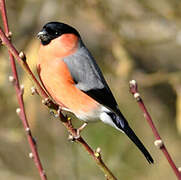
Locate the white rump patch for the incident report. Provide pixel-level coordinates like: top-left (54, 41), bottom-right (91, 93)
top-left (99, 106), bottom-right (124, 133)
top-left (99, 112), bottom-right (116, 128)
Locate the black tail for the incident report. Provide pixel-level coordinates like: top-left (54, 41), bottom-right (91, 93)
top-left (112, 113), bottom-right (154, 164)
top-left (123, 125), bottom-right (154, 164)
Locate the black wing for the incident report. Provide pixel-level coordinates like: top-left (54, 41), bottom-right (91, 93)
top-left (84, 87), bottom-right (120, 113)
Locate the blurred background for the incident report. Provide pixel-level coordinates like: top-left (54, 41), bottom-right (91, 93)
top-left (0, 0), bottom-right (181, 179)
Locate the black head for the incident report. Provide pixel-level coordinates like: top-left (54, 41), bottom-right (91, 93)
top-left (37, 22), bottom-right (80, 45)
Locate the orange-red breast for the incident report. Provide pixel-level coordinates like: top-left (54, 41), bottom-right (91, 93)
top-left (37, 22), bottom-right (153, 164)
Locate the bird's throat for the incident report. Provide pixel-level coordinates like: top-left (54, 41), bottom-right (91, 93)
top-left (39, 33), bottom-right (79, 61)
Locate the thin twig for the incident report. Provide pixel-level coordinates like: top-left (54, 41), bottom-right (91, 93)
top-left (129, 79), bottom-right (181, 180)
top-left (61, 116), bottom-right (117, 180)
top-left (0, 1), bottom-right (47, 180)
top-left (0, 13), bottom-right (117, 180)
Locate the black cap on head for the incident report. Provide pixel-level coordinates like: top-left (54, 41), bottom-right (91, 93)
top-left (37, 22), bottom-right (80, 45)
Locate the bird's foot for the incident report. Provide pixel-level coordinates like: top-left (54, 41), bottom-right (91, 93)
top-left (68, 122), bottom-right (88, 141)
top-left (57, 106), bottom-right (62, 116)
top-left (49, 106), bottom-right (62, 118)
top-left (76, 122), bottom-right (87, 136)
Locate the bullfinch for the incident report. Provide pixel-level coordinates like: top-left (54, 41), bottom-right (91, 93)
top-left (37, 22), bottom-right (153, 164)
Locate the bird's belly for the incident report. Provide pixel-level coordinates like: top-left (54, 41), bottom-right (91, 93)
top-left (75, 109), bottom-right (101, 122)
top-left (39, 59), bottom-right (100, 121)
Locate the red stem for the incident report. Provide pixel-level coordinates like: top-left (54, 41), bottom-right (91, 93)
top-left (129, 80), bottom-right (181, 180)
top-left (0, 26), bottom-right (48, 99)
top-left (138, 99), bottom-right (161, 140)
top-left (0, 0), bottom-right (47, 179)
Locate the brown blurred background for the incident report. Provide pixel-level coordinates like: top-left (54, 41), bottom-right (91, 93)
top-left (0, 0), bottom-right (181, 179)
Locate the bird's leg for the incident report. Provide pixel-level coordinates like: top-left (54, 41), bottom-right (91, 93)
top-left (68, 122), bottom-right (88, 141)
top-left (76, 122), bottom-right (88, 137)
top-left (57, 106), bottom-right (62, 116)
top-left (49, 106), bottom-right (62, 118)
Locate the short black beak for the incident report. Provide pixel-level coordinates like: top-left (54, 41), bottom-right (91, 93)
top-left (37, 29), bottom-right (47, 40)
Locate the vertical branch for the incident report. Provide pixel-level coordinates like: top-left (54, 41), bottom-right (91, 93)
top-left (129, 80), bottom-right (181, 180)
top-left (0, 1), bottom-right (47, 180)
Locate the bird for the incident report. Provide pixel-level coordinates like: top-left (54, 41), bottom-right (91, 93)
top-left (37, 21), bottom-right (153, 164)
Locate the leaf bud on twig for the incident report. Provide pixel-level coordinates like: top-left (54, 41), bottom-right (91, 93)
top-left (25, 127), bottom-right (30, 132)
top-left (154, 139), bottom-right (164, 149)
top-left (68, 134), bottom-right (74, 142)
top-left (134, 92), bottom-right (140, 101)
top-left (8, 75), bottom-right (15, 83)
top-left (16, 108), bottom-right (21, 115)
top-left (19, 51), bottom-right (26, 61)
top-left (31, 86), bottom-right (36, 95)
top-left (20, 84), bottom-right (24, 94)
top-left (42, 98), bottom-right (51, 106)
top-left (129, 79), bottom-right (137, 86)
top-left (8, 31), bottom-right (12, 39)
top-left (29, 152), bottom-right (34, 159)
top-left (95, 147), bottom-right (101, 158)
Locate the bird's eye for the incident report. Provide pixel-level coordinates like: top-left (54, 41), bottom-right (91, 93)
top-left (55, 32), bottom-right (58, 35)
